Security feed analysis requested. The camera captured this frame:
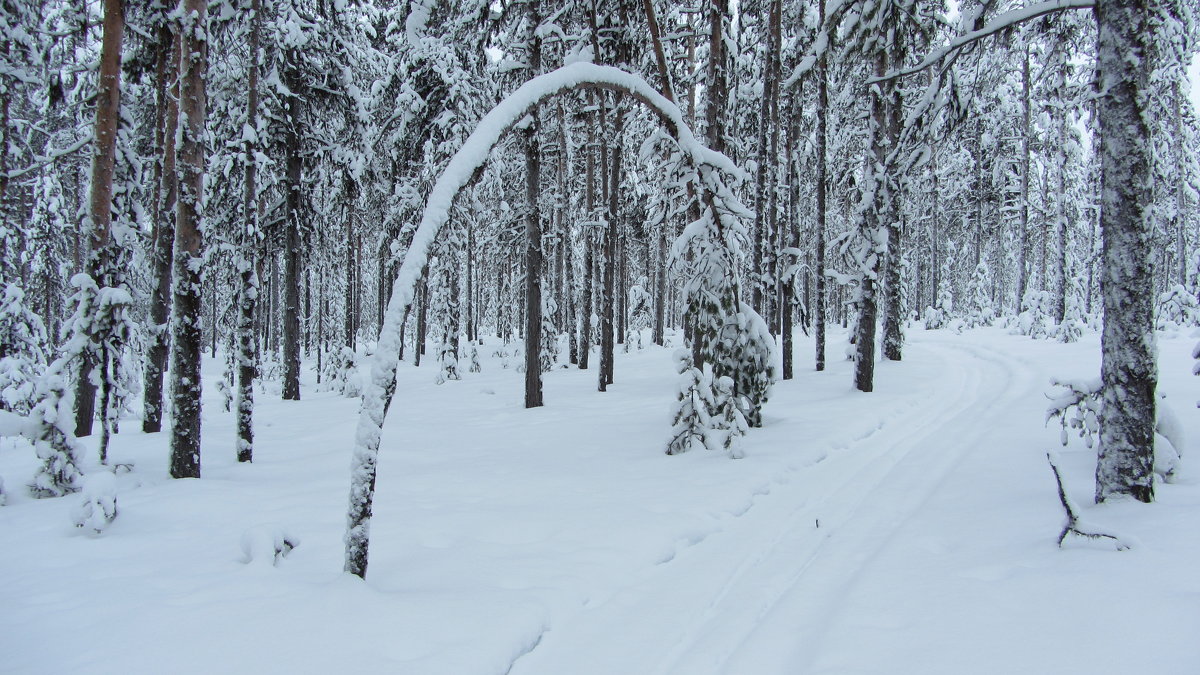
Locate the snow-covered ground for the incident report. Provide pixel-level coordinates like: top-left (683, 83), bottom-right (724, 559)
top-left (1, 326), bottom-right (1197, 674)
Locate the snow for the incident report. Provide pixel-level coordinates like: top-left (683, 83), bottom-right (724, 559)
top-left (2, 327), bottom-right (1199, 673)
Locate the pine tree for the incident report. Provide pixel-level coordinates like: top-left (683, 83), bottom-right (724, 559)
top-left (667, 349), bottom-right (712, 456)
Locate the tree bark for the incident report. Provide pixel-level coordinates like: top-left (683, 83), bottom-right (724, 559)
top-left (1094, 0), bottom-right (1158, 504)
top-left (281, 55), bottom-right (302, 401)
top-left (75, 0), bottom-right (124, 438)
top-left (815, 0), bottom-right (828, 372)
top-left (169, 0), bottom-right (207, 479)
top-left (236, 0), bottom-right (261, 462)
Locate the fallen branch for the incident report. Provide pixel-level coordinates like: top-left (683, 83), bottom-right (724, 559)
top-left (1046, 452), bottom-right (1130, 551)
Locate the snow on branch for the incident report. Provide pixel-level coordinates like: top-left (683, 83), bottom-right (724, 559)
top-left (870, 0), bottom-right (1094, 84)
top-left (345, 62), bottom-right (744, 579)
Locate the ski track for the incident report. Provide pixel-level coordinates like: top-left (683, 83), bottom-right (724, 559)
top-left (510, 337), bottom-right (1039, 675)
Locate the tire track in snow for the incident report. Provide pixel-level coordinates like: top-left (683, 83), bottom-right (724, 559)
top-left (683, 338), bottom-right (1039, 675)
top-left (508, 338), bottom-right (1037, 675)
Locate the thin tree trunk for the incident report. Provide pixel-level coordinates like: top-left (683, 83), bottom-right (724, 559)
top-left (143, 23), bottom-right (180, 433)
top-left (281, 56), bottom-right (302, 401)
top-left (599, 100), bottom-right (623, 391)
top-left (236, 0), bottom-right (261, 462)
top-left (815, 0), bottom-right (828, 372)
top-left (523, 116), bottom-right (544, 407)
top-left (1016, 47), bottom-right (1032, 309)
top-left (169, 0), bottom-right (207, 479)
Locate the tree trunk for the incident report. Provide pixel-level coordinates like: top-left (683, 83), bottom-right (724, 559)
top-left (236, 0), bottom-right (261, 463)
top-left (1094, 0), bottom-right (1158, 504)
top-left (75, 0), bottom-right (124, 438)
top-left (281, 56), bottom-right (302, 401)
top-left (599, 100), bottom-right (623, 391)
top-left (815, 0), bottom-right (828, 372)
top-left (523, 117), bottom-right (544, 407)
top-left (1016, 47), bottom-right (1032, 309)
top-left (169, 0), bottom-right (207, 479)
top-left (143, 22), bottom-right (180, 433)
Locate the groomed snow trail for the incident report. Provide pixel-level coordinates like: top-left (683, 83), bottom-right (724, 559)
top-left (509, 337), bottom-right (1038, 675)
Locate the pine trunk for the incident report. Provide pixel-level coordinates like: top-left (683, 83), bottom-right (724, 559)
top-left (236, 0), bottom-right (261, 463)
top-left (75, 0), bottom-right (124, 438)
top-left (169, 0), bottom-right (206, 479)
top-left (1094, 0), bottom-right (1158, 503)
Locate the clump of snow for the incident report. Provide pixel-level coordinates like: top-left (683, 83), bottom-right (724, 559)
top-left (240, 527), bottom-right (300, 567)
top-left (72, 472), bottom-right (118, 536)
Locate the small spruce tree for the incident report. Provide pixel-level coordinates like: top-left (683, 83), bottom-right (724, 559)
top-left (667, 349), bottom-right (713, 455)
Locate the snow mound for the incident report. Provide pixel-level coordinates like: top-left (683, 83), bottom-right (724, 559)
top-left (239, 527), bottom-right (300, 567)
top-left (72, 472), bottom-right (118, 536)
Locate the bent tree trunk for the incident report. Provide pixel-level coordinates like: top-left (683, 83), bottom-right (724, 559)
top-left (344, 64), bottom-right (745, 578)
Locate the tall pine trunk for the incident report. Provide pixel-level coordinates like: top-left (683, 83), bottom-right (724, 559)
top-left (169, 0), bottom-right (207, 479)
top-left (75, 0), bottom-right (124, 438)
top-left (281, 56), bottom-right (302, 401)
top-left (1094, 0), bottom-right (1158, 503)
top-left (814, 0), bottom-right (828, 372)
top-left (236, 0), bottom-right (261, 463)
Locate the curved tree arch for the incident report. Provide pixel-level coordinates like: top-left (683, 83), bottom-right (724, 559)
top-left (344, 62), bottom-right (750, 578)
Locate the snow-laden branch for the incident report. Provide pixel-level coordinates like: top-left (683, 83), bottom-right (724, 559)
top-left (870, 0), bottom-right (1094, 84)
top-left (4, 134), bottom-right (94, 180)
top-left (344, 61), bottom-right (743, 579)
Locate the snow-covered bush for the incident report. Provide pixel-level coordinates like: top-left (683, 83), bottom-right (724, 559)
top-left (710, 375), bottom-right (747, 459)
top-left (27, 363), bottom-right (84, 498)
top-left (711, 302), bottom-right (776, 428)
top-left (1155, 284), bottom-right (1200, 329)
top-left (468, 344), bottom-right (481, 373)
top-left (0, 284), bottom-right (49, 414)
top-left (72, 472), bottom-right (118, 536)
top-left (539, 296), bottom-right (558, 373)
top-left (1016, 289), bottom-right (1051, 339)
top-left (1057, 275), bottom-right (1084, 344)
top-left (239, 526), bottom-right (300, 566)
top-left (964, 261), bottom-right (995, 328)
top-left (1047, 377), bottom-right (1183, 482)
top-left (923, 306), bottom-right (946, 330)
top-left (625, 278), bottom-right (653, 351)
top-left (667, 349), bottom-right (712, 456)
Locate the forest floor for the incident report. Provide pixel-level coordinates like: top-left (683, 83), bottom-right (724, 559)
top-left (1, 325), bottom-right (1198, 674)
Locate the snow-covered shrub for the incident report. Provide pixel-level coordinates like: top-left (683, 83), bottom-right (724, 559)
top-left (217, 346), bottom-right (235, 412)
top-left (239, 526), bottom-right (299, 566)
top-left (1016, 289), bottom-right (1051, 339)
top-left (625, 278), bottom-right (653, 351)
top-left (923, 306), bottom-right (946, 330)
top-left (667, 349), bottom-right (712, 455)
top-left (1047, 378), bottom-right (1182, 482)
top-left (467, 344), bottom-right (481, 373)
top-left (1156, 284), bottom-right (1200, 329)
top-left (28, 363), bottom-right (84, 498)
top-left (539, 296), bottom-right (558, 373)
top-left (1193, 340), bottom-right (1200, 407)
top-left (964, 261), bottom-right (995, 328)
top-left (0, 475), bottom-right (6, 506)
top-left (1057, 275), bottom-right (1085, 344)
top-left (711, 302), bottom-right (776, 428)
top-left (72, 472), bottom-right (118, 536)
top-left (0, 284), bottom-right (49, 414)
top-left (710, 375), bottom-right (747, 459)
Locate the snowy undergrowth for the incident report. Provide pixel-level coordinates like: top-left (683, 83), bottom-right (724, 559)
top-left (1, 328), bottom-right (1198, 674)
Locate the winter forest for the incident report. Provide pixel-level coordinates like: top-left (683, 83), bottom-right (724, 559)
top-left (2, 0), bottom-right (1200, 671)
